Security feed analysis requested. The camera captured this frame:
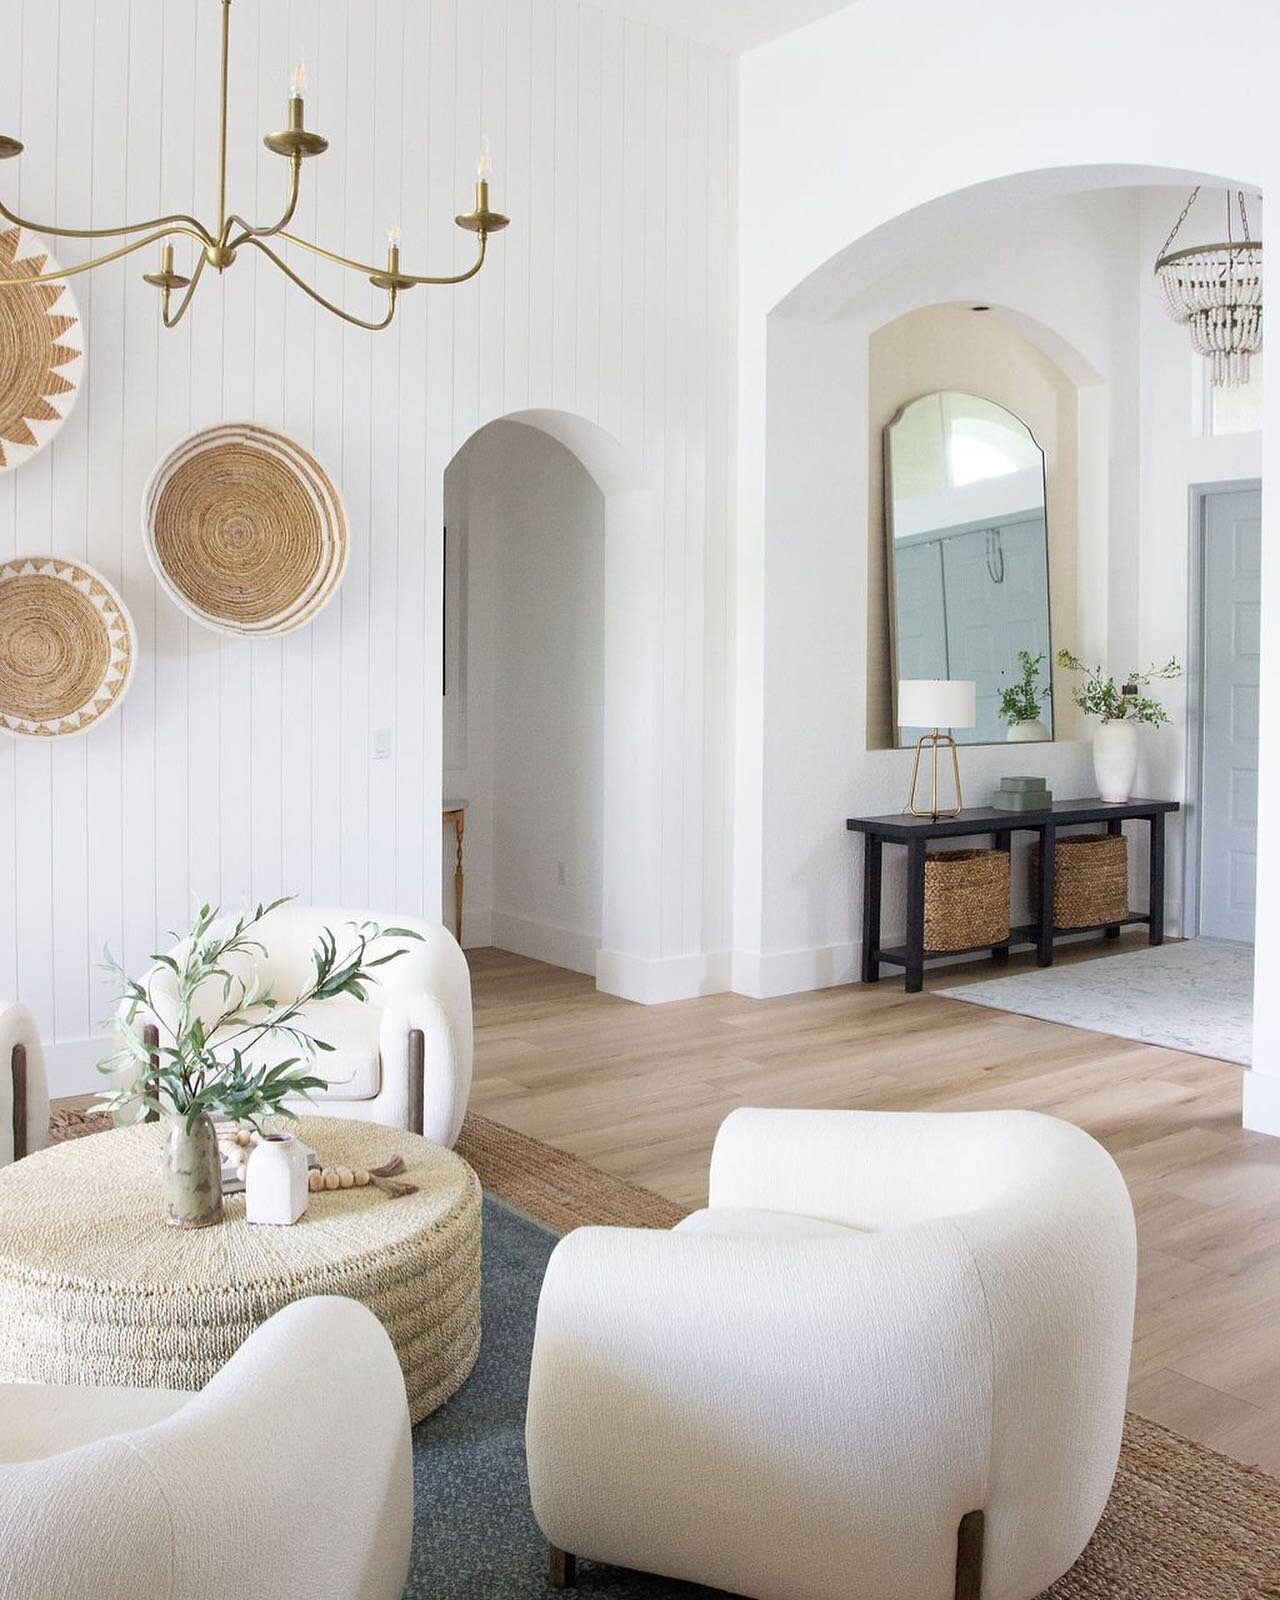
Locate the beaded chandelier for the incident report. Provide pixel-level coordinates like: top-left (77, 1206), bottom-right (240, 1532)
top-left (1154, 188), bottom-right (1262, 387)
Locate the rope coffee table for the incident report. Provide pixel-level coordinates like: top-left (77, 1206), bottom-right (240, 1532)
top-left (0, 1117), bottom-right (481, 1423)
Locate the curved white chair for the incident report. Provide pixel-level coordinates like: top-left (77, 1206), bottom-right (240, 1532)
top-left (0, 1296), bottom-right (412, 1600)
top-left (132, 906), bottom-right (473, 1146)
top-left (527, 1107), bottom-right (1136, 1600)
top-left (0, 1003), bottom-right (47, 1166)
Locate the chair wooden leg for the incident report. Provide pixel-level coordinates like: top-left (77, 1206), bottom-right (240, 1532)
top-left (11, 1042), bottom-right (27, 1161)
top-left (955, 1509), bottom-right (985, 1600)
top-left (143, 1024), bottom-right (161, 1123)
top-left (408, 1027), bottom-right (425, 1136)
top-left (548, 1545), bottom-right (577, 1588)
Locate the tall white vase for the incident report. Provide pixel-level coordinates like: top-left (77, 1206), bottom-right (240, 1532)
top-left (1092, 719), bottom-right (1139, 803)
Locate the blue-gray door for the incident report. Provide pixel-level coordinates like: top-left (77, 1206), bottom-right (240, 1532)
top-left (1199, 484), bottom-right (1261, 943)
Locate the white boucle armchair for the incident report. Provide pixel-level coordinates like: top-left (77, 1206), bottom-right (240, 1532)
top-left (0, 1296), bottom-right (412, 1600)
top-left (526, 1107), bottom-right (1136, 1600)
top-left (0, 1002), bottom-right (47, 1166)
top-left (132, 906), bottom-right (472, 1146)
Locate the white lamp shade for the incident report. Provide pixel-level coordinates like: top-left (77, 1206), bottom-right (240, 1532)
top-left (898, 678), bottom-right (976, 730)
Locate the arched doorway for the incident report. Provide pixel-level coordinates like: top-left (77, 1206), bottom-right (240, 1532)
top-left (440, 409), bottom-right (666, 1000)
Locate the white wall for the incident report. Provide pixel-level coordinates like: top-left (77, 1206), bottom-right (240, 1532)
top-left (444, 419), bottom-right (605, 974)
top-left (0, 0), bottom-right (735, 1093)
top-left (735, 0), bottom-right (1279, 1131)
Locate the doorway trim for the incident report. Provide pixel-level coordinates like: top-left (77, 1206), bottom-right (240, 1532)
top-left (1183, 477), bottom-right (1263, 940)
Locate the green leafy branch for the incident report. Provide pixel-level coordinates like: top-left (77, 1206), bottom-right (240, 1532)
top-left (96, 898), bottom-right (422, 1132)
top-left (997, 650), bottom-right (1049, 726)
top-left (1055, 649), bottom-right (1181, 726)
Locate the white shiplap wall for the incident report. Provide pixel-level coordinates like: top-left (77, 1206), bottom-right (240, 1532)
top-left (0, 0), bottom-right (735, 1088)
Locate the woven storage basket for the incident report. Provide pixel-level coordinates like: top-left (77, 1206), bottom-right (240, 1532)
top-left (923, 848), bottom-right (1011, 953)
top-left (1051, 832), bottom-right (1129, 929)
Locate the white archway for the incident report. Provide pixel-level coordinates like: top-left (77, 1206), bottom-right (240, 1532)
top-left (441, 409), bottom-right (667, 1001)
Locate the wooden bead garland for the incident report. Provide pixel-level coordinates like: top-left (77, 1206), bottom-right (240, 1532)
top-left (218, 1126), bottom-right (417, 1198)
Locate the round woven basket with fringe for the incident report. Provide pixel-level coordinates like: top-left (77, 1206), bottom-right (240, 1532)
top-left (142, 422), bottom-right (347, 636)
top-left (0, 226), bottom-right (84, 475)
top-left (1051, 833), bottom-right (1129, 929)
top-left (924, 848), bottom-right (1011, 953)
top-left (0, 556), bottom-right (135, 738)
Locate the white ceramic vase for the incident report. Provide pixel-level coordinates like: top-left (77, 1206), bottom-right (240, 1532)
top-left (1092, 718), bottom-right (1139, 803)
top-left (1006, 718), bottom-right (1049, 743)
top-left (245, 1132), bottom-right (309, 1226)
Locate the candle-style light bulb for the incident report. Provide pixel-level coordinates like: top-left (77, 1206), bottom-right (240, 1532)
top-left (290, 53), bottom-right (308, 99)
top-left (477, 137), bottom-right (493, 185)
top-left (387, 223), bottom-right (402, 249)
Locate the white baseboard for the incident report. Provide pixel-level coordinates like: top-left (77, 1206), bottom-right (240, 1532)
top-left (1243, 1071), bottom-right (1280, 1137)
top-left (731, 943), bottom-right (858, 1000)
top-left (596, 949), bottom-right (732, 1005)
top-left (489, 911), bottom-right (599, 978)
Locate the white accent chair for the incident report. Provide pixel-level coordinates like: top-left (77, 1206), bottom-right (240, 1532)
top-left (133, 906), bottom-right (472, 1146)
top-left (526, 1107), bottom-right (1136, 1600)
top-left (0, 1003), bottom-right (46, 1166)
top-left (0, 1296), bottom-right (412, 1600)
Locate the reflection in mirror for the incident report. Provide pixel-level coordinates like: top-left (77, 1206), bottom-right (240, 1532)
top-left (886, 391), bottom-right (1051, 746)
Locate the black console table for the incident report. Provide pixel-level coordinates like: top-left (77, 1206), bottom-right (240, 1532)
top-left (846, 798), bottom-right (1180, 994)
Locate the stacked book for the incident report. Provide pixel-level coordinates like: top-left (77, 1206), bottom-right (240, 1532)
top-left (992, 775), bottom-right (1052, 812)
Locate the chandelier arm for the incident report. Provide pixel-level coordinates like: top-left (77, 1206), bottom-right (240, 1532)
top-left (0, 194), bottom-right (214, 250)
top-left (0, 223), bottom-right (209, 288)
top-left (223, 157), bottom-right (303, 251)
top-left (160, 250), bottom-right (210, 329)
top-left (275, 228), bottom-right (489, 286)
top-left (245, 236), bottom-right (399, 330)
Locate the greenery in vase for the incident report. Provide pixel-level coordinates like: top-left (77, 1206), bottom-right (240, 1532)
top-left (1055, 649), bottom-right (1181, 726)
top-left (997, 649), bottom-right (1050, 727)
top-left (97, 898), bottom-right (421, 1131)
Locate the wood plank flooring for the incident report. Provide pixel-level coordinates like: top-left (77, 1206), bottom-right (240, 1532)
top-left (466, 938), bottom-right (1280, 1474)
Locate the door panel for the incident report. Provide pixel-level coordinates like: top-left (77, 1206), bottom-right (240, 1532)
top-left (1200, 486), bottom-right (1261, 943)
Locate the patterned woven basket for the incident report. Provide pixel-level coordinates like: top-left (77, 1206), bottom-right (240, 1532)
top-left (1051, 833), bottom-right (1129, 929)
top-left (923, 848), bottom-right (1011, 953)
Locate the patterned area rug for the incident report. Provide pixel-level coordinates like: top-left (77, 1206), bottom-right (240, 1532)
top-left (49, 1107), bottom-right (1280, 1598)
top-left (944, 938), bottom-right (1253, 1066)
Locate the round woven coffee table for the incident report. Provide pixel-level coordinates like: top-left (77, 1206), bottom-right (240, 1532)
top-left (0, 1118), bottom-right (481, 1422)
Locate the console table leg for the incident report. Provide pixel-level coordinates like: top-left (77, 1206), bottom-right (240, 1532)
top-left (906, 838), bottom-right (926, 993)
top-left (1149, 813), bottom-right (1166, 945)
top-left (1037, 823), bottom-right (1056, 967)
top-left (993, 830), bottom-right (1011, 964)
top-left (861, 834), bottom-right (883, 983)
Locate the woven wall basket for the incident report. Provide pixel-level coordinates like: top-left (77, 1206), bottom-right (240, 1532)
top-left (924, 848), bottom-right (1011, 953)
top-left (1050, 833), bottom-right (1129, 929)
top-left (142, 423), bottom-right (347, 637)
top-left (0, 556), bottom-right (135, 738)
top-left (0, 227), bottom-right (84, 475)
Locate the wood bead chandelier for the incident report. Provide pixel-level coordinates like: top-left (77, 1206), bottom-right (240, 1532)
top-left (1154, 188), bottom-right (1261, 387)
top-left (0, 0), bottom-right (508, 332)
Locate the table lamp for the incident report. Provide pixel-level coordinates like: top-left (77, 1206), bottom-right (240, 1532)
top-left (898, 679), bottom-right (976, 819)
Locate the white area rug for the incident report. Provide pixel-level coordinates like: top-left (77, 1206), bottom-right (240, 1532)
top-left (944, 938), bottom-right (1253, 1065)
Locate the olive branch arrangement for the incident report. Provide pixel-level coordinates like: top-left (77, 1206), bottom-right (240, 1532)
top-left (997, 649), bottom-right (1049, 727)
top-left (97, 898), bottom-right (421, 1131)
top-left (1055, 649), bottom-right (1181, 726)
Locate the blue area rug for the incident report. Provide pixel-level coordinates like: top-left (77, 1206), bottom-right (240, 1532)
top-left (408, 1196), bottom-right (718, 1598)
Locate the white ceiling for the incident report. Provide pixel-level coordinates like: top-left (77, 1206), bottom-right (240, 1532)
top-left (586, 0), bottom-right (860, 54)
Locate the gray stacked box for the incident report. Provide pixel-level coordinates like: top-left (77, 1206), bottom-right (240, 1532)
top-left (992, 775), bottom-right (1052, 812)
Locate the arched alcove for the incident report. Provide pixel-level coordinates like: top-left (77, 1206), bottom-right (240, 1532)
top-left (441, 408), bottom-right (666, 1001)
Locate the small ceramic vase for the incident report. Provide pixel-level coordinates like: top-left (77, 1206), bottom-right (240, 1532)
top-left (1006, 718), bottom-right (1049, 743)
top-left (1093, 718), bottom-right (1139, 803)
top-left (245, 1131), bottom-right (310, 1226)
top-left (163, 1112), bottom-right (224, 1229)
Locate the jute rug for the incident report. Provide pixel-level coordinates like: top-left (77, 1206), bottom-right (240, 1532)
top-left (49, 1106), bottom-right (1280, 1598)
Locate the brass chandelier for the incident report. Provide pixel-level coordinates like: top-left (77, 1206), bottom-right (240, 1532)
top-left (0, 0), bottom-right (508, 331)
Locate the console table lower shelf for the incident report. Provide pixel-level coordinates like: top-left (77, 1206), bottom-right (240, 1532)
top-left (846, 798), bottom-right (1180, 994)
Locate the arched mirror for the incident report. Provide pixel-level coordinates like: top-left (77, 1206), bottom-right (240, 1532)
top-left (885, 391), bottom-right (1051, 745)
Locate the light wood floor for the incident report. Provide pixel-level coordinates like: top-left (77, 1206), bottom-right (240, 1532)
top-left (466, 937), bottom-right (1280, 1474)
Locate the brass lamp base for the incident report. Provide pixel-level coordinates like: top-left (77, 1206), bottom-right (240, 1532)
top-left (906, 729), bottom-right (964, 820)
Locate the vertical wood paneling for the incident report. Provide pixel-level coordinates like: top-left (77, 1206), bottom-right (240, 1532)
top-left (0, 0), bottom-right (735, 1079)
